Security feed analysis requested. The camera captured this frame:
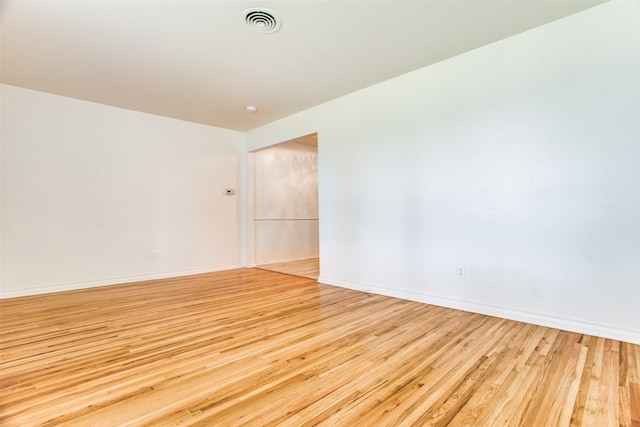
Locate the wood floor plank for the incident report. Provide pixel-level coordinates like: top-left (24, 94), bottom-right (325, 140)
top-left (1, 268), bottom-right (638, 426)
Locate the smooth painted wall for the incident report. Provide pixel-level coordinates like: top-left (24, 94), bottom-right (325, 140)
top-left (246, 1), bottom-right (640, 344)
top-left (253, 141), bottom-right (318, 264)
top-left (1, 84), bottom-right (243, 298)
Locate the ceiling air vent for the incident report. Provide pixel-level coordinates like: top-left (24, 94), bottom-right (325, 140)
top-left (242, 8), bottom-right (281, 34)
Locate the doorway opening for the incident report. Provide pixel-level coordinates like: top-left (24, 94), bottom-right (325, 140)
top-left (252, 133), bottom-right (319, 280)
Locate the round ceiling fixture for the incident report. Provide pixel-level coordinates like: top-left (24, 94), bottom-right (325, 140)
top-left (241, 8), bottom-right (281, 34)
top-left (245, 105), bottom-right (257, 113)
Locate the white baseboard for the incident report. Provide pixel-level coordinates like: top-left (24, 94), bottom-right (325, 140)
top-left (318, 276), bottom-right (640, 345)
top-left (0, 264), bottom-right (242, 299)
top-left (317, 275), bottom-right (371, 292)
top-left (6, 269), bottom-right (637, 345)
top-left (256, 253), bottom-right (319, 265)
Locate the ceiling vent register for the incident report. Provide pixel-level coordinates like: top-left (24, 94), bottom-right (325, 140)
top-left (242, 8), bottom-right (282, 34)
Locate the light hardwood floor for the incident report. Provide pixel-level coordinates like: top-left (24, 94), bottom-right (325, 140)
top-left (257, 257), bottom-right (319, 280)
top-left (1, 268), bottom-right (638, 426)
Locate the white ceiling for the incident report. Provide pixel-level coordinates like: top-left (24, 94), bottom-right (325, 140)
top-left (1, 0), bottom-right (606, 132)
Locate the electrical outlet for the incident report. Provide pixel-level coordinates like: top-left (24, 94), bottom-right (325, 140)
top-left (456, 265), bottom-right (465, 279)
top-left (151, 250), bottom-right (158, 260)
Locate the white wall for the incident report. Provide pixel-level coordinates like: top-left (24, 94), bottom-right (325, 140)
top-left (1, 84), bottom-right (243, 298)
top-left (253, 141), bottom-right (318, 264)
top-left (246, 1), bottom-right (640, 344)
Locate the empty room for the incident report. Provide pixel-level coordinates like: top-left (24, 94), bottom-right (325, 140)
top-left (1, 1), bottom-right (639, 426)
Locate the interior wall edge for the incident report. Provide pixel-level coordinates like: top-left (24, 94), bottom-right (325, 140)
top-left (318, 276), bottom-right (640, 345)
